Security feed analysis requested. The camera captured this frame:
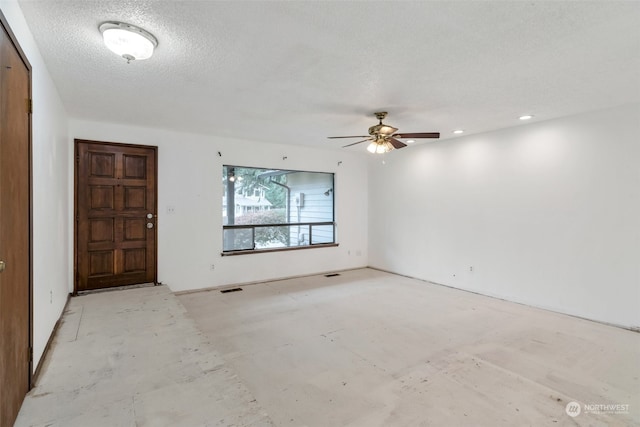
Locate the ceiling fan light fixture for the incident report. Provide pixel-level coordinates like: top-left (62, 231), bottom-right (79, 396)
top-left (99, 21), bottom-right (158, 62)
top-left (367, 140), bottom-right (393, 154)
top-left (331, 111), bottom-right (439, 152)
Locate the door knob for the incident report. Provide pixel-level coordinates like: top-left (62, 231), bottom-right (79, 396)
top-left (0, 260), bottom-right (5, 273)
top-left (147, 223), bottom-right (154, 229)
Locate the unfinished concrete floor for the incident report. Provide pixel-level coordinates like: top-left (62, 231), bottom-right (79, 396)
top-left (179, 268), bottom-right (639, 427)
top-left (15, 285), bottom-right (274, 427)
top-left (15, 268), bottom-right (639, 426)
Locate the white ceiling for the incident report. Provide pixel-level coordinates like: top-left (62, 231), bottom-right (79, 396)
top-left (17, 0), bottom-right (640, 151)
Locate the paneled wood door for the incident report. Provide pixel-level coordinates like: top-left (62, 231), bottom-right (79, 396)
top-left (0, 14), bottom-right (32, 427)
top-left (75, 140), bottom-right (157, 292)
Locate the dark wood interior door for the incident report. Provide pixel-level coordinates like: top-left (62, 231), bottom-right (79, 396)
top-left (75, 140), bottom-right (157, 292)
top-left (0, 16), bottom-right (32, 427)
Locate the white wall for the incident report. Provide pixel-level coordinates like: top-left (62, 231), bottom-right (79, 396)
top-left (69, 119), bottom-right (369, 292)
top-left (369, 104), bottom-right (640, 329)
top-left (1, 1), bottom-right (70, 369)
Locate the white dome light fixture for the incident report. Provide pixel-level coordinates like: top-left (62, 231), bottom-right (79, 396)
top-left (99, 21), bottom-right (158, 63)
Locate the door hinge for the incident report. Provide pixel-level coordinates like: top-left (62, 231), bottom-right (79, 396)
top-left (27, 98), bottom-right (32, 114)
top-left (29, 346), bottom-right (33, 362)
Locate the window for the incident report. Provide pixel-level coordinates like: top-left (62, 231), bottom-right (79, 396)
top-left (222, 165), bottom-right (335, 254)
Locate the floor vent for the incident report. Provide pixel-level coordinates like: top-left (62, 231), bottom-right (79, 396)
top-left (324, 273), bottom-right (340, 277)
top-left (220, 287), bottom-right (243, 294)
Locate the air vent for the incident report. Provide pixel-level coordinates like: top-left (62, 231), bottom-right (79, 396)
top-left (324, 273), bottom-right (340, 277)
top-left (220, 287), bottom-right (243, 294)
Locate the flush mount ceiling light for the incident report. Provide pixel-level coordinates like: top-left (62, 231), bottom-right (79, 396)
top-left (453, 129), bottom-right (464, 134)
top-left (99, 21), bottom-right (158, 63)
top-left (519, 115), bottom-right (534, 120)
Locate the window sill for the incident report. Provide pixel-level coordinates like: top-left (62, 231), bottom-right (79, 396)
top-left (221, 243), bottom-right (339, 256)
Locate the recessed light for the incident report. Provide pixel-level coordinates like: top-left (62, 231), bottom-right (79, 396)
top-left (453, 130), bottom-right (464, 134)
top-left (406, 139), bottom-right (415, 144)
top-left (519, 115), bottom-right (534, 120)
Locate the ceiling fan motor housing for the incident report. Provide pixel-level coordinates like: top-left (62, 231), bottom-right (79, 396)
top-left (369, 112), bottom-right (397, 135)
top-left (369, 123), bottom-right (398, 136)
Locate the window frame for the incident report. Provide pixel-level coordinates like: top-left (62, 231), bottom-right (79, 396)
top-left (221, 165), bottom-right (337, 255)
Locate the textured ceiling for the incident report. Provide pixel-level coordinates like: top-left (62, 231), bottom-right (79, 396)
top-left (16, 0), bottom-right (640, 150)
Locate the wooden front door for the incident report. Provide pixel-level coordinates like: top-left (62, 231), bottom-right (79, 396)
top-left (75, 140), bottom-right (157, 292)
top-left (0, 14), bottom-right (32, 427)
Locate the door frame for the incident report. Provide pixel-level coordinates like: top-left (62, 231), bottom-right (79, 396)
top-left (73, 139), bottom-right (158, 294)
top-left (0, 7), bottom-right (33, 388)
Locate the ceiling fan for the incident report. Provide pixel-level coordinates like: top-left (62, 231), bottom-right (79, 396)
top-left (328, 112), bottom-right (440, 153)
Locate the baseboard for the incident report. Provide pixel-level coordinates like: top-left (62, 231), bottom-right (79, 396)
top-left (32, 293), bottom-right (71, 387)
top-left (173, 266), bottom-right (367, 296)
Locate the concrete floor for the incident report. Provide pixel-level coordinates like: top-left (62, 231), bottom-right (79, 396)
top-left (15, 285), bottom-right (274, 427)
top-left (15, 268), bottom-right (639, 426)
top-left (179, 269), bottom-right (639, 427)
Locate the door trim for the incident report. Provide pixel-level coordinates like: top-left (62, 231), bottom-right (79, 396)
top-left (0, 8), bottom-right (33, 389)
top-left (73, 139), bottom-right (158, 294)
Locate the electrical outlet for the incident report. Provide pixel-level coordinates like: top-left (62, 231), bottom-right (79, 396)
top-left (210, 264), bottom-right (215, 271)
top-left (166, 205), bottom-right (176, 214)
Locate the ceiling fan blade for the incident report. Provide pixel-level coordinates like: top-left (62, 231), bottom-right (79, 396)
top-left (328, 135), bottom-right (370, 139)
top-left (342, 138), bottom-right (371, 148)
top-left (387, 137), bottom-right (407, 149)
top-left (393, 132), bottom-right (440, 139)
